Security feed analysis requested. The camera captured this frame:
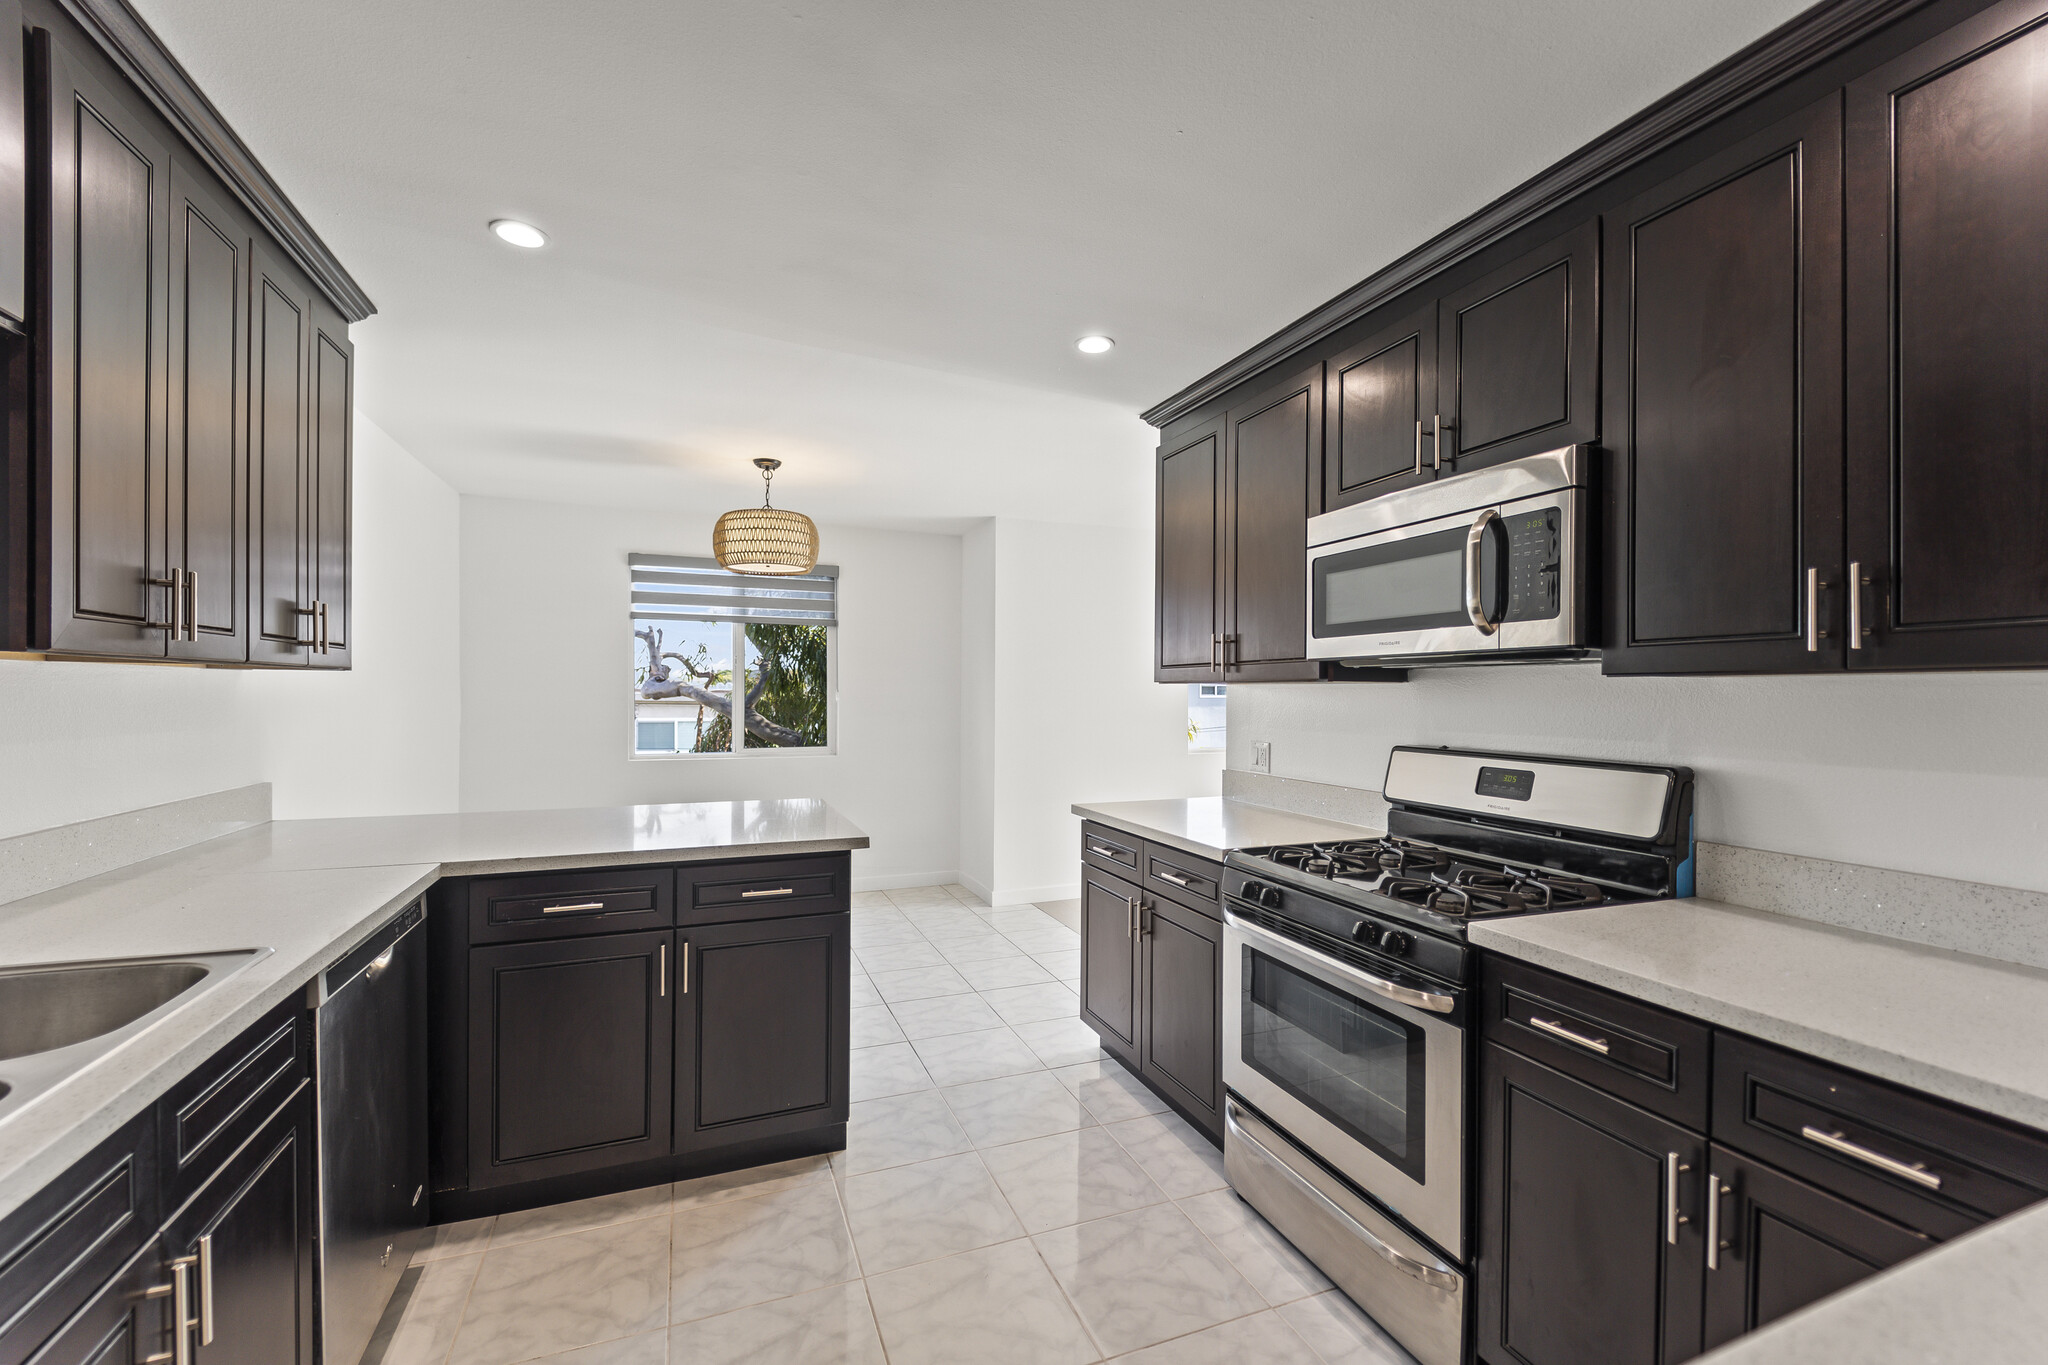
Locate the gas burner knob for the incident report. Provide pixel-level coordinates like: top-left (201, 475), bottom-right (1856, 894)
top-left (1242, 881), bottom-right (1282, 910)
top-left (1379, 930), bottom-right (1413, 957)
top-left (1350, 921), bottom-right (1383, 947)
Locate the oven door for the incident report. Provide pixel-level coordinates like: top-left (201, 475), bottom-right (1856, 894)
top-left (1306, 506), bottom-right (1503, 661)
top-left (1222, 910), bottom-right (1465, 1258)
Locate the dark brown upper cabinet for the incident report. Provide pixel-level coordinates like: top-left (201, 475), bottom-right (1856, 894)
top-left (0, 0), bottom-right (26, 331)
top-left (1223, 362), bottom-right (1321, 679)
top-left (29, 27), bottom-right (174, 658)
top-left (1323, 303), bottom-right (1437, 512)
top-left (1845, 0), bottom-right (2048, 671)
top-left (307, 294), bottom-right (352, 668)
top-left (167, 156), bottom-right (249, 664)
top-left (1601, 96), bottom-right (1844, 676)
top-left (248, 239), bottom-right (328, 668)
top-left (1154, 417), bottom-right (1222, 682)
top-left (1437, 219), bottom-right (1599, 474)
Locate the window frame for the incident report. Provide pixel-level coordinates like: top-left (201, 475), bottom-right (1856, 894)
top-left (629, 617), bottom-right (838, 760)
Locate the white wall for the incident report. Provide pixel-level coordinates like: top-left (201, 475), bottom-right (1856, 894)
top-left (960, 518), bottom-right (1224, 904)
top-left (457, 497), bottom-right (962, 889)
top-left (0, 414), bottom-right (462, 838)
top-left (1229, 664), bottom-right (2048, 894)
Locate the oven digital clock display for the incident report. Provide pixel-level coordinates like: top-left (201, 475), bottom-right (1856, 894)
top-left (1476, 766), bottom-right (1535, 801)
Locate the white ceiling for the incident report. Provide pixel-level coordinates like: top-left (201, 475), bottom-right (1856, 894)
top-left (135, 0), bottom-right (1813, 530)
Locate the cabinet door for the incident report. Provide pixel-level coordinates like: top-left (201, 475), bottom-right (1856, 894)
top-left (164, 1085), bottom-right (316, 1365)
top-left (1478, 1042), bottom-right (1706, 1365)
top-left (305, 293), bottom-right (351, 668)
top-left (1438, 220), bottom-right (1598, 474)
top-left (1702, 1145), bottom-right (1931, 1351)
top-left (1845, 0), bottom-right (2048, 669)
top-left (1223, 363), bottom-right (1320, 678)
top-left (18, 1237), bottom-right (173, 1365)
top-left (165, 156), bottom-right (248, 663)
top-left (1602, 96), bottom-right (1844, 676)
top-left (467, 931), bottom-right (674, 1187)
top-left (1156, 418), bottom-right (1222, 680)
top-left (1078, 866), bottom-right (1141, 1064)
top-left (1138, 894), bottom-right (1221, 1141)
top-left (1323, 303), bottom-right (1436, 512)
top-left (246, 239), bottom-right (309, 665)
top-left (33, 29), bottom-right (172, 658)
top-left (676, 913), bottom-right (848, 1153)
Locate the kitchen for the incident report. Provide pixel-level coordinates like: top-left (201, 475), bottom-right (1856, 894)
top-left (2, 1), bottom-right (2046, 1363)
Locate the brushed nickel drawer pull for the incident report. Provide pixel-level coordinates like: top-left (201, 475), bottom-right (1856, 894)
top-left (659, 941), bottom-right (666, 997)
top-left (197, 1235), bottom-right (214, 1344)
top-left (680, 942), bottom-right (690, 994)
top-left (1086, 844), bottom-right (1123, 860)
top-left (1799, 1125), bottom-right (1942, 1190)
top-left (1529, 1015), bottom-right (1610, 1054)
top-left (540, 901), bottom-right (607, 914)
top-left (1155, 869), bottom-right (1194, 888)
top-left (741, 887), bottom-right (795, 898)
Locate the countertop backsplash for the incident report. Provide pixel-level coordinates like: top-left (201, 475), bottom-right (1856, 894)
top-left (1222, 766), bottom-right (2048, 973)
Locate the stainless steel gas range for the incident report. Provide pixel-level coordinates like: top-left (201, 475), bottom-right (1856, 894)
top-left (1219, 747), bottom-right (1696, 1365)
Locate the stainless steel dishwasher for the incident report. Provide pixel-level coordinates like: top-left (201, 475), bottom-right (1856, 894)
top-left (314, 898), bottom-right (429, 1365)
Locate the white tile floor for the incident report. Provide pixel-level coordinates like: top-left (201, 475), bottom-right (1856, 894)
top-left (369, 885), bottom-right (1418, 1365)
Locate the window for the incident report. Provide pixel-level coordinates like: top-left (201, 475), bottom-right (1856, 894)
top-left (630, 554), bottom-right (836, 756)
top-left (1188, 683), bottom-right (1226, 752)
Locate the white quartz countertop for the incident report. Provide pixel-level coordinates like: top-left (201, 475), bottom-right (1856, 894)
top-left (1070, 797), bottom-right (1381, 861)
top-left (1468, 897), bottom-right (2048, 1131)
top-left (0, 799), bottom-right (868, 1223)
top-left (1474, 897), bottom-right (2048, 1365)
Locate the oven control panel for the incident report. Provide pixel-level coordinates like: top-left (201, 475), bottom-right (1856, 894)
top-left (1224, 870), bottom-right (1467, 987)
top-left (1502, 507), bottom-right (1561, 622)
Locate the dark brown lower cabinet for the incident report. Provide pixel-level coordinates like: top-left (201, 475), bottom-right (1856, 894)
top-left (1138, 893), bottom-right (1222, 1138)
top-left (1079, 866), bottom-right (1142, 1066)
top-left (1701, 1144), bottom-right (1929, 1351)
top-left (676, 913), bottom-right (849, 1154)
top-left (22, 1236), bottom-right (172, 1365)
top-left (163, 1084), bottom-right (316, 1365)
top-left (1477, 1042), bottom-right (1706, 1365)
top-left (1077, 850), bottom-right (1224, 1143)
top-left (467, 930), bottom-right (674, 1187)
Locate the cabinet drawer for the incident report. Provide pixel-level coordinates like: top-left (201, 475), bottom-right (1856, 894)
top-left (1480, 953), bottom-right (1711, 1130)
top-left (1713, 1032), bottom-right (2048, 1238)
top-left (0, 1110), bottom-right (155, 1365)
top-left (1142, 843), bottom-right (1221, 915)
top-left (678, 854), bottom-right (847, 925)
top-left (1081, 822), bottom-right (1141, 878)
top-left (157, 993), bottom-right (308, 1214)
top-left (467, 866), bottom-right (674, 945)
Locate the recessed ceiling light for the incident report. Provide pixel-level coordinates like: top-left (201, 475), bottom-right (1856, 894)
top-left (490, 219), bottom-right (547, 249)
top-left (1076, 335), bottom-right (1115, 354)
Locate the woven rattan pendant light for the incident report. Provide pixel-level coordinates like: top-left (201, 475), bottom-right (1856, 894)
top-left (712, 458), bottom-right (819, 575)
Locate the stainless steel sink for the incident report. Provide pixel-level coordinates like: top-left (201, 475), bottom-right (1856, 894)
top-left (0, 950), bottom-right (266, 1118)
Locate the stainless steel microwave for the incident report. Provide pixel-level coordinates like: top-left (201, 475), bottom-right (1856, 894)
top-left (1306, 447), bottom-right (1592, 665)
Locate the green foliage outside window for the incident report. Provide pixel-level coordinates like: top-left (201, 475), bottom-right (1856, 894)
top-left (744, 623), bottom-right (829, 747)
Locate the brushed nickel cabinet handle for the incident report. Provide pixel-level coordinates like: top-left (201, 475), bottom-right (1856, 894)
top-left (1432, 413), bottom-right (1449, 471)
top-left (741, 887), bottom-right (795, 898)
top-left (145, 573), bottom-right (180, 634)
top-left (1665, 1152), bottom-right (1690, 1245)
top-left (295, 604), bottom-right (318, 647)
top-left (1707, 1173), bottom-right (1729, 1269)
top-left (1850, 561), bottom-right (1867, 649)
top-left (1155, 868), bottom-right (1193, 888)
top-left (1799, 1125), bottom-right (1942, 1190)
top-left (540, 901), bottom-right (607, 914)
top-left (1528, 1015), bottom-right (1609, 1054)
top-left (659, 941), bottom-right (666, 997)
top-left (1413, 418), bottom-right (1424, 476)
top-left (680, 941), bottom-right (690, 994)
top-left (1805, 568), bottom-right (1830, 651)
top-left (197, 1235), bottom-right (214, 1344)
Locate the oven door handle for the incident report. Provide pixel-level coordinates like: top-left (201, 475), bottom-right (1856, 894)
top-left (1225, 1097), bottom-right (1462, 1292)
top-left (1225, 910), bottom-right (1457, 1015)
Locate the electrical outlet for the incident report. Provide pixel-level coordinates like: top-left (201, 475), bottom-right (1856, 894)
top-left (1252, 742), bottom-right (1271, 773)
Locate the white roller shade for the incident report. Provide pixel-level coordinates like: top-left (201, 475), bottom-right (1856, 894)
top-left (630, 553), bottom-right (837, 625)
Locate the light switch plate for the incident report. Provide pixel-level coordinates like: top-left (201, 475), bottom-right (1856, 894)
top-left (1252, 742), bottom-right (1271, 773)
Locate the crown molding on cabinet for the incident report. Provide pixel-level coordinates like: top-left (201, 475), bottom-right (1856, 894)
top-left (1139, 0), bottom-right (1935, 429)
top-left (51, 0), bottom-right (377, 321)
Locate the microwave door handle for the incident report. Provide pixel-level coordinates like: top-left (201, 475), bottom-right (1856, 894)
top-left (1466, 509), bottom-right (1501, 635)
